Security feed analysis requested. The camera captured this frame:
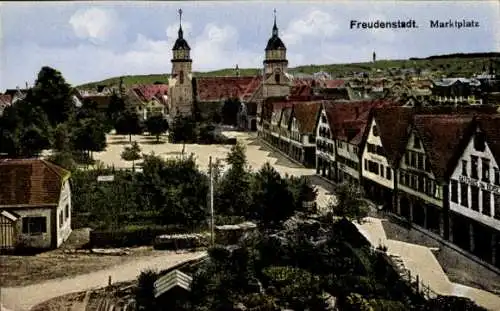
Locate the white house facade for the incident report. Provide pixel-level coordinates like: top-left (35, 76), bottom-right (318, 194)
top-left (448, 122), bottom-right (500, 267)
top-left (361, 118), bottom-right (394, 207)
top-left (315, 107), bottom-right (336, 180)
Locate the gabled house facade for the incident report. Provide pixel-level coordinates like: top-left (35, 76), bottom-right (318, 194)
top-left (315, 104), bottom-right (336, 180)
top-left (396, 115), bottom-right (473, 237)
top-left (0, 159), bottom-right (72, 251)
top-left (361, 107), bottom-right (413, 210)
top-left (288, 101), bottom-right (321, 167)
top-left (448, 116), bottom-right (500, 267)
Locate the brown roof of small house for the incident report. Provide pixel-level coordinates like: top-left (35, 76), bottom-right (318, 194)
top-left (82, 95), bottom-right (112, 110)
top-left (132, 84), bottom-right (169, 102)
top-left (0, 159), bottom-right (70, 207)
top-left (413, 115), bottom-right (474, 181)
top-left (292, 101), bottom-right (322, 133)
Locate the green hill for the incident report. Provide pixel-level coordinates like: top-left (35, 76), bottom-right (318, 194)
top-left (77, 52), bottom-right (500, 90)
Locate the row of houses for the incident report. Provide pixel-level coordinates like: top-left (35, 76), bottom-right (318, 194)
top-left (258, 99), bottom-right (500, 269)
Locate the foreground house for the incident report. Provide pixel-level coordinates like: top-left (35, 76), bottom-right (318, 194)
top-left (0, 159), bottom-right (72, 251)
top-left (448, 116), bottom-right (500, 267)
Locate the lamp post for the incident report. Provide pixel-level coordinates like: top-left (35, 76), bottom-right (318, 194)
top-left (209, 156), bottom-right (215, 246)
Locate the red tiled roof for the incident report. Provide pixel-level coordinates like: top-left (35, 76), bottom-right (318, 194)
top-left (132, 84), bottom-right (169, 102)
top-left (0, 159), bottom-right (70, 207)
top-left (195, 76), bottom-right (260, 102)
top-left (290, 85), bottom-right (312, 98)
top-left (413, 115), bottom-right (474, 181)
top-left (324, 100), bottom-right (395, 145)
top-left (241, 76), bottom-right (263, 101)
top-left (321, 80), bottom-right (345, 89)
top-left (373, 106), bottom-right (415, 167)
top-left (292, 101), bottom-right (322, 133)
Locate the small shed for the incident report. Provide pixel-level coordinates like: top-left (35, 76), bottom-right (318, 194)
top-left (153, 233), bottom-right (208, 250)
top-left (215, 221), bottom-right (257, 245)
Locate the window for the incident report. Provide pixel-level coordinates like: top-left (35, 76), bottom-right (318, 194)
top-left (275, 73), bottom-right (281, 84)
top-left (65, 204), bottom-right (69, 220)
top-left (495, 168), bottom-right (500, 186)
top-left (404, 152), bottom-right (409, 165)
top-left (373, 125), bottom-right (379, 137)
top-left (461, 183), bottom-right (468, 207)
top-left (364, 159), bottom-right (368, 170)
top-left (495, 194), bottom-right (500, 220)
top-left (418, 175), bottom-right (425, 192)
top-left (380, 164), bottom-right (384, 177)
top-left (474, 132), bottom-right (486, 152)
top-left (471, 156), bottom-right (478, 179)
top-left (417, 153), bottom-right (424, 170)
top-left (368, 160), bottom-right (379, 175)
top-left (386, 167), bottom-right (392, 180)
top-left (471, 186), bottom-right (479, 211)
top-left (410, 152), bottom-right (416, 168)
top-left (409, 173), bottom-right (415, 188)
top-left (179, 70), bottom-right (184, 84)
top-left (413, 136), bottom-right (421, 149)
top-left (482, 190), bottom-right (491, 216)
top-left (482, 158), bottom-right (490, 182)
top-left (400, 172), bottom-right (405, 185)
top-left (22, 217), bottom-right (47, 235)
top-left (451, 180), bottom-right (458, 203)
top-left (59, 211), bottom-right (63, 228)
top-left (425, 157), bottom-right (431, 173)
top-left (462, 160), bottom-right (468, 176)
top-left (321, 115), bottom-right (327, 124)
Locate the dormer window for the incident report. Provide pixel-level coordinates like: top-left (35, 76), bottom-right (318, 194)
top-left (372, 125), bottom-right (379, 137)
top-left (413, 136), bottom-right (421, 149)
top-left (474, 132), bottom-right (486, 152)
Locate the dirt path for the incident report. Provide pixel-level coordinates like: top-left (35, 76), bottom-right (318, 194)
top-left (0, 251), bottom-right (207, 311)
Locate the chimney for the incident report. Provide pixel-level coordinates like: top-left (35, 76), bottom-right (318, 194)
top-left (25, 82), bottom-right (28, 89)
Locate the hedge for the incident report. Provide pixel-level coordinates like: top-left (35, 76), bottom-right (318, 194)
top-left (89, 224), bottom-right (204, 248)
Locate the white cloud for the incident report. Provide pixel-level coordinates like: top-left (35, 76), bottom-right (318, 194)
top-left (69, 8), bottom-right (123, 44)
top-left (282, 10), bottom-right (339, 45)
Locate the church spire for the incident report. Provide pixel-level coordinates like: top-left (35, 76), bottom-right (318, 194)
top-left (178, 8), bottom-right (183, 39)
top-left (272, 9), bottom-right (278, 36)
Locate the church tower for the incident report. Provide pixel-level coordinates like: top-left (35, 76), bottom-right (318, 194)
top-left (168, 9), bottom-right (193, 118)
top-left (262, 9), bottom-right (291, 99)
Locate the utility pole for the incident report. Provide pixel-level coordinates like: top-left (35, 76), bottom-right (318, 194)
top-left (209, 156), bottom-right (215, 246)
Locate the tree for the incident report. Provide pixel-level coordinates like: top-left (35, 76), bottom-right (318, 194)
top-left (52, 123), bottom-right (71, 152)
top-left (215, 142), bottom-right (252, 216)
top-left (286, 175), bottom-right (318, 213)
top-left (106, 92), bottom-right (126, 126)
top-left (47, 151), bottom-right (77, 171)
top-left (121, 141), bottom-right (142, 170)
top-left (168, 114), bottom-right (198, 143)
top-left (146, 115), bottom-right (169, 142)
top-left (249, 162), bottom-right (295, 228)
top-left (135, 269), bottom-right (158, 311)
top-left (18, 125), bottom-right (51, 157)
top-left (115, 108), bottom-right (142, 142)
top-left (72, 117), bottom-right (107, 160)
top-left (328, 182), bottom-right (369, 223)
top-left (30, 66), bottom-right (75, 125)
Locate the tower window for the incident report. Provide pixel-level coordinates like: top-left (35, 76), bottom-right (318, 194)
top-left (275, 73), bottom-right (280, 84)
top-left (179, 70), bottom-right (184, 84)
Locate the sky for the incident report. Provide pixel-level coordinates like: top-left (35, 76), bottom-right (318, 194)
top-left (1, 1), bottom-right (499, 90)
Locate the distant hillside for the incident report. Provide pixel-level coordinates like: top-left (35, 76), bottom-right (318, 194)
top-left (77, 52), bottom-right (500, 90)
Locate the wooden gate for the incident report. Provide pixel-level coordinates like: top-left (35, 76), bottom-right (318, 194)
top-left (0, 210), bottom-right (18, 250)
